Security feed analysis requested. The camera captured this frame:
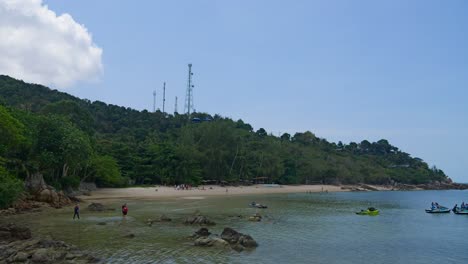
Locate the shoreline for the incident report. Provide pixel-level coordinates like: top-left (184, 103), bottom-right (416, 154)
top-left (77, 184), bottom-right (394, 202)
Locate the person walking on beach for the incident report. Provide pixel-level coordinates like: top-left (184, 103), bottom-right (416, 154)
top-left (122, 203), bottom-right (128, 217)
top-left (73, 203), bottom-right (80, 219)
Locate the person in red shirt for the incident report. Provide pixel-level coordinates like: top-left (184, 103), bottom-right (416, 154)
top-left (121, 203), bottom-right (128, 217)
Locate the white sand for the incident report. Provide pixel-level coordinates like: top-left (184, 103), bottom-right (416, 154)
top-left (78, 184), bottom-right (376, 202)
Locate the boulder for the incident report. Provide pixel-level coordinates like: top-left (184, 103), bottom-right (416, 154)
top-left (0, 224), bottom-right (32, 241)
top-left (184, 215), bottom-right (215, 226)
top-left (194, 228), bottom-right (211, 238)
top-left (159, 214), bottom-right (172, 222)
top-left (24, 173), bottom-right (48, 194)
top-left (194, 237), bottom-right (229, 248)
top-left (32, 248), bottom-right (52, 263)
top-left (88, 203), bottom-right (106, 212)
top-left (221, 227), bottom-right (258, 250)
top-left (238, 234), bottom-right (258, 248)
top-left (220, 227), bottom-right (241, 244)
top-left (13, 252), bottom-right (28, 262)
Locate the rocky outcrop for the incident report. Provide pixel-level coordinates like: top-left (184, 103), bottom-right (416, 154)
top-left (194, 237), bottom-right (229, 248)
top-left (191, 228), bottom-right (211, 239)
top-left (23, 173), bottom-right (72, 208)
top-left (221, 227), bottom-right (258, 251)
top-left (184, 215), bottom-right (215, 226)
top-left (191, 227), bottom-right (258, 252)
top-left (146, 214), bottom-right (173, 226)
top-left (0, 223), bottom-right (32, 241)
top-left (0, 224), bottom-right (99, 263)
top-left (87, 203), bottom-right (106, 212)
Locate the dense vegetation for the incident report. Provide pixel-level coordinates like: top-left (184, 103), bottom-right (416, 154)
top-left (0, 75), bottom-right (447, 207)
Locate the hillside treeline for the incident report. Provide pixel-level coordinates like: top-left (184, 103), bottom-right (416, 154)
top-left (0, 75), bottom-right (447, 207)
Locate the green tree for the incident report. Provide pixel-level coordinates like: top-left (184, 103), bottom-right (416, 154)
top-left (0, 166), bottom-right (23, 209)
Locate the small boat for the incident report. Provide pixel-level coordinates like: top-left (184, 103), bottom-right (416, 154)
top-left (356, 207), bottom-right (379, 215)
top-left (249, 202), bottom-right (268, 209)
top-left (452, 207), bottom-right (468, 215)
top-left (425, 207), bottom-right (451, 214)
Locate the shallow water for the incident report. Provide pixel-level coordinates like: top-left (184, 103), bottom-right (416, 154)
top-left (2, 190), bottom-right (468, 263)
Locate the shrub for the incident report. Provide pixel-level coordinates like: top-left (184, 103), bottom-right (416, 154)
top-left (0, 167), bottom-right (24, 209)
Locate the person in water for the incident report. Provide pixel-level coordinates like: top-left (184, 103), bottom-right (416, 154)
top-left (122, 203), bottom-right (128, 217)
top-left (73, 203), bottom-right (80, 219)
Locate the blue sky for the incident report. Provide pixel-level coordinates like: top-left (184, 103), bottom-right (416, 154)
top-left (35, 1), bottom-right (468, 182)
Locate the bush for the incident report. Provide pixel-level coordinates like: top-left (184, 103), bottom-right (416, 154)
top-left (0, 167), bottom-right (24, 209)
top-left (60, 176), bottom-right (81, 189)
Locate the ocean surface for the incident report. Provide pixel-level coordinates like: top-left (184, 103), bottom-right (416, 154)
top-left (3, 190), bottom-right (468, 263)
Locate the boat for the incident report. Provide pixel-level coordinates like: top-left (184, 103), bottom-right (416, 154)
top-left (452, 207), bottom-right (468, 215)
top-left (425, 207), bottom-right (451, 213)
top-left (356, 207), bottom-right (379, 215)
top-left (249, 202), bottom-right (268, 209)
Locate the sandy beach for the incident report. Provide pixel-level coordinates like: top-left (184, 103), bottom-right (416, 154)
top-left (78, 184), bottom-right (391, 202)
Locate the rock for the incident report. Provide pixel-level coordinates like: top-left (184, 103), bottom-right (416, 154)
top-left (194, 237), bottom-right (212, 247)
top-left (24, 173), bottom-right (48, 194)
top-left (220, 228), bottom-right (241, 244)
top-left (87, 203), bottom-right (106, 212)
top-left (0, 223), bottom-right (32, 241)
top-left (184, 215), bottom-right (215, 226)
top-left (211, 237), bottom-right (229, 248)
top-left (238, 234), bottom-right (258, 248)
top-left (231, 244), bottom-right (244, 252)
top-left (159, 214), bottom-right (172, 222)
top-left (194, 237), bottom-right (229, 248)
top-left (65, 253), bottom-right (76, 260)
top-left (194, 228), bottom-right (211, 238)
top-left (13, 252), bottom-right (28, 262)
top-left (220, 227), bottom-right (258, 250)
top-left (359, 184), bottom-right (379, 191)
top-left (123, 233), bottom-right (135, 239)
top-left (0, 226), bottom-right (98, 263)
top-left (32, 248), bottom-right (51, 263)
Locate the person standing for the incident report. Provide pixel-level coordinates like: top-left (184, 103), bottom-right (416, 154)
top-left (73, 203), bottom-right (80, 219)
top-left (122, 203), bottom-right (128, 217)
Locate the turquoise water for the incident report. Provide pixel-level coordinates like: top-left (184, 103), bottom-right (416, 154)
top-left (3, 190), bottom-right (468, 263)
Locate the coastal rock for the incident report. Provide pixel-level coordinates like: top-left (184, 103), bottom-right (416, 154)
top-left (0, 224), bottom-right (99, 263)
top-left (31, 248), bottom-right (52, 262)
top-left (193, 228), bottom-right (211, 238)
top-left (24, 173), bottom-right (48, 194)
top-left (0, 223), bottom-right (32, 241)
top-left (123, 233), bottom-right (135, 239)
top-left (194, 237), bottom-right (229, 248)
top-left (147, 215), bottom-right (173, 226)
top-left (87, 203), bottom-right (106, 212)
top-left (184, 215), bottom-right (215, 226)
top-left (221, 227), bottom-right (258, 250)
top-left (159, 214), bottom-right (172, 222)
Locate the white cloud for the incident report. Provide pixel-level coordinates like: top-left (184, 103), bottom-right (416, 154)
top-left (0, 0), bottom-right (103, 88)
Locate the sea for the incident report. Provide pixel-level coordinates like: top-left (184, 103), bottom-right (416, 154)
top-left (2, 190), bottom-right (468, 263)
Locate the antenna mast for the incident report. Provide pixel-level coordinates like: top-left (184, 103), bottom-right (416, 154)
top-left (162, 82), bottom-right (166, 113)
top-left (174, 96), bottom-right (178, 114)
top-left (184, 63), bottom-right (194, 116)
top-left (152, 90), bottom-right (156, 113)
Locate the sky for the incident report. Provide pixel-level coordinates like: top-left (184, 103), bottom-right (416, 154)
top-left (1, 0), bottom-right (467, 182)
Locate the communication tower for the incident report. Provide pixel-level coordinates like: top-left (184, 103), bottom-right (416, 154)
top-left (184, 64), bottom-right (195, 116)
top-left (162, 82), bottom-right (166, 113)
top-left (152, 90), bottom-right (156, 112)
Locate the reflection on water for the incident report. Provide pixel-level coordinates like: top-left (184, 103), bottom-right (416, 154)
top-left (2, 190), bottom-right (468, 264)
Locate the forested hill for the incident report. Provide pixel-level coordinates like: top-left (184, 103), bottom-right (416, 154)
top-left (0, 75), bottom-right (448, 193)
